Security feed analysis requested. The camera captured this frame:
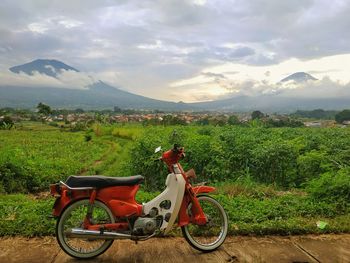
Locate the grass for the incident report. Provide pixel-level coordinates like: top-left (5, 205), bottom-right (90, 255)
top-left (0, 128), bottom-right (109, 192)
top-left (0, 122), bottom-right (349, 236)
top-left (0, 191), bottom-right (348, 237)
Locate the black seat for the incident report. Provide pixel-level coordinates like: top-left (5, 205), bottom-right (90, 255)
top-left (66, 175), bottom-right (144, 188)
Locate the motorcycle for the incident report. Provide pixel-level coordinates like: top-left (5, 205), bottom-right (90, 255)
top-left (50, 144), bottom-right (228, 259)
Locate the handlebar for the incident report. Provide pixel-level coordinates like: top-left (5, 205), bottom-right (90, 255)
top-left (154, 157), bottom-right (162, 162)
top-left (172, 144), bottom-right (185, 157)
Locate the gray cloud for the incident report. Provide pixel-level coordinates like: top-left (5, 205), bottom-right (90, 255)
top-left (201, 72), bottom-right (227, 79)
top-left (0, 0), bottom-right (350, 101)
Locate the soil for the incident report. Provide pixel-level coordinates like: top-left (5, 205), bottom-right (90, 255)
top-left (0, 234), bottom-right (349, 263)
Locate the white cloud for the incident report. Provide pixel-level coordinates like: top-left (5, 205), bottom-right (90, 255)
top-left (169, 53), bottom-right (350, 102)
top-left (0, 70), bottom-right (94, 90)
top-left (28, 23), bottom-right (49, 33)
top-left (27, 17), bottom-right (83, 34)
top-left (190, 53), bottom-right (350, 84)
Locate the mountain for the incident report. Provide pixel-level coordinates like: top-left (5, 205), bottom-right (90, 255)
top-left (191, 95), bottom-right (350, 113)
top-left (1, 61), bottom-right (349, 112)
top-left (9, 59), bottom-right (79, 78)
top-left (2, 60), bottom-right (192, 110)
top-left (280, 72), bottom-right (317, 82)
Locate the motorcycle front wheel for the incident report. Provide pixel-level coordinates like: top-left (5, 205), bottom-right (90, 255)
top-left (56, 199), bottom-right (115, 259)
top-left (182, 195), bottom-right (228, 252)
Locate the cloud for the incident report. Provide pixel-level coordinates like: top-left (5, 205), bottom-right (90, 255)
top-left (201, 72), bottom-right (226, 79)
top-left (170, 76), bottom-right (350, 103)
top-left (0, 0), bottom-right (350, 102)
top-left (0, 70), bottom-right (94, 89)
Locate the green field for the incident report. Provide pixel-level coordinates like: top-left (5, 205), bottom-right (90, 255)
top-left (0, 122), bottom-right (349, 236)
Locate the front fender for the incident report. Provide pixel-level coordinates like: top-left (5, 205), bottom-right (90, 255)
top-left (177, 185), bottom-right (216, 227)
top-left (192, 185), bottom-right (216, 195)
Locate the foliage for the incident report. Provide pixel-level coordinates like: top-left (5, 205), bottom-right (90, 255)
top-left (251, 110), bottom-right (265, 120)
top-left (142, 115), bottom-right (187, 126)
top-left (0, 128), bottom-right (108, 193)
top-left (335, 109), bottom-right (350, 123)
top-left (265, 118), bottom-right (304, 128)
top-left (0, 122), bottom-right (349, 237)
top-left (130, 126), bottom-right (350, 191)
top-left (227, 115), bottom-right (240, 125)
top-left (306, 168), bottom-right (350, 205)
top-left (0, 192), bottom-right (348, 237)
top-left (36, 102), bottom-right (52, 115)
top-left (0, 116), bottom-right (14, 130)
top-left (292, 109), bottom-right (338, 120)
top-left (111, 126), bottom-right (143, 140)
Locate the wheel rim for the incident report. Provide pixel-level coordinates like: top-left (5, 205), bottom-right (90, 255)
top-left (184, 196), bottom-right (227, 249)
top-left (58, 200), bottom-right (114, 257)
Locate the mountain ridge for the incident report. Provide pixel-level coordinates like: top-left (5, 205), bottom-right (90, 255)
top-left (2, 60), bottom-right (349, 112)
top-left (9, 59), bottom-right (79, 78)
top-left (280, 72), bottom-right (317, 82)
top-left (2, 59), bottom-right (193, 110)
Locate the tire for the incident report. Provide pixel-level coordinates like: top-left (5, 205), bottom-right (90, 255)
top-left (56, 199), bottom-right (115, 259)
top-left (181, 195), bottom-right (228, 252)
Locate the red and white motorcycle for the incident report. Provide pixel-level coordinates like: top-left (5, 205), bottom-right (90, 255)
top-left (50, 144), bottom-right (228, 259)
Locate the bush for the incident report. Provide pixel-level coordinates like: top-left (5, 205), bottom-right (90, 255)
top-left (130, 126), bottom-right (350, 193)
top-left (0, 116), bottom-right (14, 129)
top-left (335, 109), bottom-right (350, 123)
top-left (0, 163), bottom-right (29, 193)
top-left (111, 127), bottom-right (143, 140)
top-left (306, 168), bottom-right (350, 206)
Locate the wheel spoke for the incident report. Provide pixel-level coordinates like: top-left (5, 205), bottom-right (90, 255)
top-left (183, 196), bottom-right (228, 251)
top-left (57, 200), bottom-right (115, 258)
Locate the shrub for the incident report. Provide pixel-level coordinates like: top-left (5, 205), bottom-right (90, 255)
top-left (111, 127), bottom-right (142, 140)
top-left (0, 116), bottom-right (14, 130)
top-left (0, 162), bottom-right (28, 193)
top-left (335, 109), bottom-right (350, 123)
top-left (306, 168), bottom-right (350, 206)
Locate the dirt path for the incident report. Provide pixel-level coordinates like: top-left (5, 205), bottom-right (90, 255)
top-left (0, 235), bottom-right (349, 263)
top-left (78, 141), bottom-right (117, 175)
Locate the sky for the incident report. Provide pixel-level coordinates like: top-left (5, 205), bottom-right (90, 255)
top-left (1, 0), bottom-right (350, 102)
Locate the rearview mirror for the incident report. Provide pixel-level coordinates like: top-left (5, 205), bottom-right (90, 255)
top-left (154, 146), bottom-right (162, 153)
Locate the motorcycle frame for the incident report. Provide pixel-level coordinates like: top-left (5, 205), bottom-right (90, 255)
top-left (51, 163), bottom-right (215, 235)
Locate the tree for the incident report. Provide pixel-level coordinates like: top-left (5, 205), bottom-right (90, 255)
top-left (251, 110), bottom-right (264, 120)
top-left (335, 109), bottom-right (350, 124)
top-left (228, 115), bottom-right (240, 125)
top-left (74, 108), bottom-right (85, 113)
top-left (37, 102), bottom-right (52, 115)
top-left (113, 106), bottom-right (122, 113)
top-left (0, 116), bottom-right (14, 129)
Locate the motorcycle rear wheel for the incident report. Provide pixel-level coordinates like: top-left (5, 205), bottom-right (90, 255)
top-left (182, 195), bottom-right (228, 252)
top-left (56, 199), bottom-right (115, 259)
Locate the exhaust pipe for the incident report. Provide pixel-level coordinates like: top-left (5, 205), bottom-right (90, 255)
top-left (66, 228), bottom-right (157, 241)
top-left (66, 228), bottom-right (132, 240)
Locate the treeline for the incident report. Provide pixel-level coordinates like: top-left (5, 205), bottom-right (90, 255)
top-left (0, 104), bottom-right (178, 116)
top-left (292, 108), bottom-right (350, 123)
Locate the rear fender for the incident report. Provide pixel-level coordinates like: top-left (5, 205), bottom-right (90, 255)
top-left (52, 191), bottom-right (70, 217)
top-left (51, 189), bottom-right (90, 217)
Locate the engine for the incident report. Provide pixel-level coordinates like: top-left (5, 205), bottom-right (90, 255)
top-left (132, 217), bottom-right (158, 235)
top-left (132, 207), bottom-right (163, 235)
